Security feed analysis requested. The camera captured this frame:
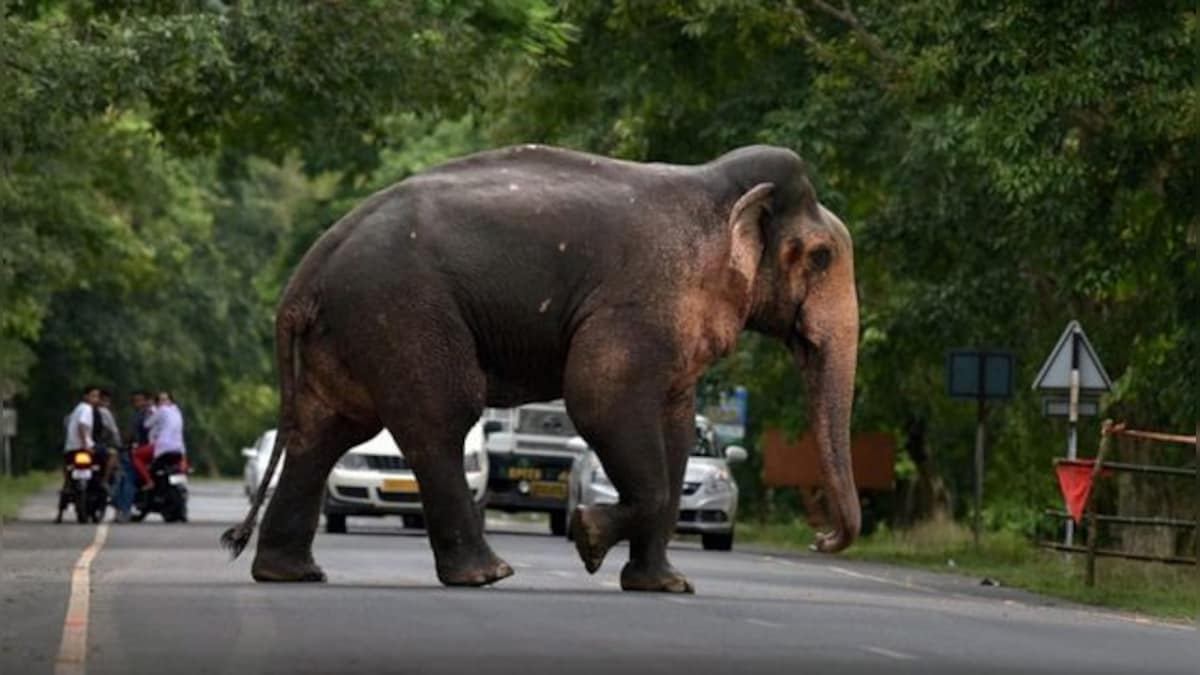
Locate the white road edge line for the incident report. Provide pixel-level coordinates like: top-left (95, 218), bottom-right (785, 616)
top-left (744, 618), bottom-right (784, 629)
top-left (864, 645), bottom-right (917, 661)
top-left (827, 565), bottom-right (940, 595)
top-left (832, 566), bottom-right (1193, 631)
top-left (55, 522), bottom-right (109, 675)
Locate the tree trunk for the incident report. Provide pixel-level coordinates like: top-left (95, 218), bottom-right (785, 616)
top-left (902, 415), bottom-right (952, 524)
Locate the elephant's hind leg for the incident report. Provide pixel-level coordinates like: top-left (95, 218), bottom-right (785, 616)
top-left (252, 412), bottom-right (378, 583)
top-left (375, 359), bottom-right (512, 587)
top-left (393, 417), bottom-right (513, 587)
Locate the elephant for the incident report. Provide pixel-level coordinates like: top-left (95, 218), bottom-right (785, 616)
top-left (222, 143), bottom-right (860, 593)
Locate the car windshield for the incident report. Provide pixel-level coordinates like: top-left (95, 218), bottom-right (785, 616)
top-left (516, 407), bottom-right (577, 437)
top-left (690, 428), bottom-right (723, 457)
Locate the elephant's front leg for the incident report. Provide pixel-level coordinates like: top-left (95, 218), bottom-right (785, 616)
top-left (566, 390), bottom-right (694, 591)
top-left (616, 393), bottom-right (695, 590)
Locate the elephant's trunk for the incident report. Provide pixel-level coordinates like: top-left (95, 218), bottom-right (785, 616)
top-left (798, 293), bottom-right (860, 553)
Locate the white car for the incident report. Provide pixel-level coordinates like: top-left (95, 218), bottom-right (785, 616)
top-left (567, 415), bottom-right (747, 550)
top-left (322, 426), bottom-right (489, 534)
top-left (241, 429), bottom-right (283, 501)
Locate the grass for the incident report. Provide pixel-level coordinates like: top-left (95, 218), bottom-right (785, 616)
top-left (0, 470), bottom-right (58, 521)
top-left (738, 517), bottom-right (1199, 622)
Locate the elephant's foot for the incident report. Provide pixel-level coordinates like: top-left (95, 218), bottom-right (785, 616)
top-left (620, 560), bottom-right (695, 594)
top-left (251, 549), bottom-right (327, 583)
top-left (571, 506), bottom-right (620, 574)
top-left (437, 550), bottom-right (514, 587)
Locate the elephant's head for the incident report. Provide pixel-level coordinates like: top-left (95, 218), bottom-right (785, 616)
top-left (720, 147), bottom-right (861, 553)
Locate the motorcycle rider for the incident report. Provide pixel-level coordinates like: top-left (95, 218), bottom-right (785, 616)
top-left (133, 390), bottom-right (185, 489)
top-left (57, 385), bottom-right (101, 523)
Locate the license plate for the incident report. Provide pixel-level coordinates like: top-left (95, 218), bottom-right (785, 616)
top-left (382, 477), bottom-right (419, 493)
top-left (168, 473), bottom-right (188, 486)
top-left (71, 469), bottom-right (92, 480)
top-left (507, 467), bottom-right (541, 481)
top-left (530, 481), bottom-right (567, 500)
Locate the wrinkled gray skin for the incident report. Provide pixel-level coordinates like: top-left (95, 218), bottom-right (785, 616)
top-left (223, 144), bottom-right (860, 593)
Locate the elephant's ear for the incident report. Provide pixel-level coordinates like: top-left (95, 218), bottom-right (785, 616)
top-left (728, 182), bottom-right (775, 285)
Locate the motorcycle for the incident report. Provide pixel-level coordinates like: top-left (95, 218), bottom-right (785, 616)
top-left (131, 452), bottom-right (189, 523)
top-left (57, 449), bottom-right (108, 524)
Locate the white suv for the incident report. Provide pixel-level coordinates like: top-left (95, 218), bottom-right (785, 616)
top-left (322, 426), bottom-right (489, 533)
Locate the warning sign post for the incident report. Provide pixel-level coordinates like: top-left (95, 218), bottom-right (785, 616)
top-left (1032, 320), bottom-right (1112, 546)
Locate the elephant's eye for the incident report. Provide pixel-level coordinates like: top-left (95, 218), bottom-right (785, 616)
top-left (810, 246), bottom-right (832, 272)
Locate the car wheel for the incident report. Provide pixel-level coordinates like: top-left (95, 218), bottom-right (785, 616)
top-left (701, 530), bottom-right (734, 551)
top-left (402, 514), bottom-right (425, 530)
top-left (325, 513), bottom-right (347, 534)
top-left (549, 510), bottom-right (568, 537)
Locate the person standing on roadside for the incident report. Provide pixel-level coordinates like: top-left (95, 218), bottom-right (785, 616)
top-left (113, 390), bottom-right (153, 522)
top-left (128, 390), bottom-right (154, 446)
top-left (95, 389), bottom-right (121, 485)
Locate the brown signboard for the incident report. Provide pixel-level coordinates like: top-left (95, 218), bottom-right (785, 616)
top-left (761, 428), bottom-right (896, 491)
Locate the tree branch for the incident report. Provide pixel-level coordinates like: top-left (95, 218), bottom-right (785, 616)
top-left (804, 0), bottom-right (897, 65)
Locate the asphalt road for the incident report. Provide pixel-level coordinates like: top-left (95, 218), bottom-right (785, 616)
top-left (2, 482), bottom-right (1196, 675)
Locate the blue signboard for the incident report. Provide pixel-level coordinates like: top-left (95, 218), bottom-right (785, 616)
top-left (702, 386), bottom-right (748, 443)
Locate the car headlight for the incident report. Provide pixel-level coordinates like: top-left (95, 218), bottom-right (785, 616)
top-left (463, 451), bottom-right (481, 472)
top-left (336, 453), bottom-right (368, 470)
top-left (704, 469), bottom-right (732, 494)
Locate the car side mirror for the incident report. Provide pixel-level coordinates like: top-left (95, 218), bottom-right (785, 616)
top-left (241, 447), bottom-right (257, 459)
top-left (483, 420), bottom-right (503, 437)
top-left (724, 445), bottom-right (748, 464)
top-left (566, 436), bottom-right (589, 453)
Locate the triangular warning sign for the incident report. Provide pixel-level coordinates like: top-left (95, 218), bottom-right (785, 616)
top-left (1032, 321), bottom-right (1112, 393)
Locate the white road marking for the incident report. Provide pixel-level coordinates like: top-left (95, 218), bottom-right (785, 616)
top-left (827, 565), bottom-right (939, 594)
top-left (832, 566), bottom-right (1194, 631)
top-left (864, 645), bottom-right (916, 661)
top-left (549, 570), bottom-right (573, 578)
top-left (55, 522), bottom-right (109, 675)
top-left (744, 618), bottom-right (784, 629)
top-left (665, 597), bottom-right (692, 606)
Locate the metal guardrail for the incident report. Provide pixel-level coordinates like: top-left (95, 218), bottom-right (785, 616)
top-left (1042, 421), bottom-right (1198, 587)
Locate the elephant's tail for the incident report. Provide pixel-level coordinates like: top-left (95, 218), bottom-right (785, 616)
top-left (221, 300), bottom-right (310, 559)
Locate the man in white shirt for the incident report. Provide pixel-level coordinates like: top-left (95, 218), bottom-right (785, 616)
top-left (58, 386), bottom-right (102, 523)
top-left (63, 386), bottom-right (100, 454)
top-left (134, 391), bottom-right (187, 489)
